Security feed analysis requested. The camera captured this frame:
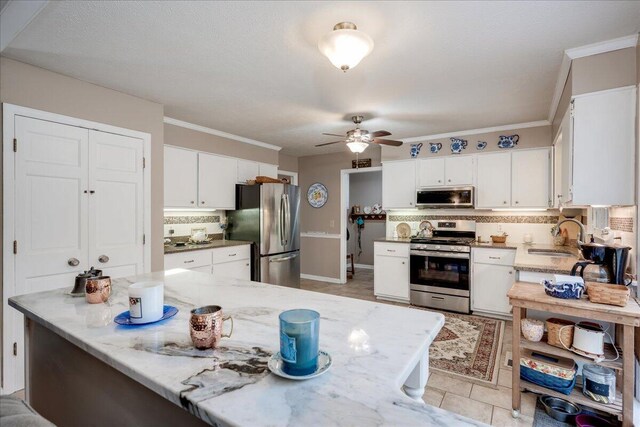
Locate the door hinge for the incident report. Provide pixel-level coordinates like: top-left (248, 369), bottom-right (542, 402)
top-left (143, 234), bottom-right (146, 245)
top-left (570, 99), bottom-right (575, 118)
top-left (143, 157), bottom-right (146, 169)
top-left (13, 138), bottom-right (17, 152)
top-left (13, 342), bottom-right (17, 356)
top-left (13, 240), bottom-right (17, 254)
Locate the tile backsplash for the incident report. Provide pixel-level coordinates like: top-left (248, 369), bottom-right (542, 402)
top-left (163, 211), bottom-right (226, 238)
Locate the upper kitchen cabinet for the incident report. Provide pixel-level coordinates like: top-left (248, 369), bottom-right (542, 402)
top-left (511, 148), bottom-right (551, 208)
top-left (198, 153), bottom-right (237, 209)
top-left (476, 152), bottom-right (511, 208)
top-left (417, 156), bottom-right (473, 187)
top-left (382, 160), bottom-right (416, 209)
top-left (237, 160), bottom-right (259, 183)
top-left (164, 146), bottom-right (198, 208)
top-left (557, 87), bottom-right (636, 207)
top-left (258, 163), bottom-right (278, 179)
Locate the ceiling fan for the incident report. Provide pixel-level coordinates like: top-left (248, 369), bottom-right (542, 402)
top-left (316, 116), bottom-right (403, 153)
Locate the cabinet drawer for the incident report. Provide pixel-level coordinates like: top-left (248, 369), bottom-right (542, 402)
top-left (473, 248), bottom-right (515, 266)
top-left (374, 242), bottom-right (409, 258)
top-left (212, 244), bottom-right (251, 264)
top-left (165, 250), bottom-right (212, 270)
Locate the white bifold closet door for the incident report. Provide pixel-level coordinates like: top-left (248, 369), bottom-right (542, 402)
top-left (9, 116), bottom-right (144, 392)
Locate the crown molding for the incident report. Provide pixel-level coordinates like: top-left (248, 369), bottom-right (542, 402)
top-left (401, 120), bottom-right (550, 144)
top-left (548, 33), bottom-right (639, 123)
top-left (163, 117), bottom-right (282, 151)
top-left (0, 0), bottom-right (48, 52)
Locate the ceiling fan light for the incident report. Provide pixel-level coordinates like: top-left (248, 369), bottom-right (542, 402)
top-left (347, 141), bottom-right (369, 153)
top-left (318, 22), bottom-right (374, 72)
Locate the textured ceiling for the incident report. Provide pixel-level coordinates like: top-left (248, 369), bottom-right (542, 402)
top-left (4, 1), bottom-right (640, 156)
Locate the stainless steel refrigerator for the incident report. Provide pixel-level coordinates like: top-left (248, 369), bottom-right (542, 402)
top-left (227, 183), bottom-right (300, 288)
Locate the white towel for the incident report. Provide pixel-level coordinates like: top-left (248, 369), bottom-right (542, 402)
top-left (553, 274), bottom-right (584, 286)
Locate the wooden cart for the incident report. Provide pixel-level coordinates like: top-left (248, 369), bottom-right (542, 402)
top-left (508, 282), bottom-right (640, 427)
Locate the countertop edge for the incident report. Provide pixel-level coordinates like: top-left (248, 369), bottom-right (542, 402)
top-left (164, 240), bottom-right (252, 254)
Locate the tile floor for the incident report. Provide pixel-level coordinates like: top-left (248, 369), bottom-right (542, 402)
top-left (301, 269), bottom-right (536, 427)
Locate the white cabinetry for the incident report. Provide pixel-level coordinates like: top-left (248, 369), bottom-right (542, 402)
top-left (382, 160), bottom-right (416, 209)
top-left (477, 152), bottom-right (511, 208)
top-left (511, 148), bottom-right (551, 208)
top-left (259, 163), bottom-right (278, 179)
top-left (471, 248), bottom-right (516, 316)
top-left (556, 87), bottom-right (636, 207)
top-left (164, 244), bottom-right (251, 280)
top-left (164, 146), bottom-right (198, 208)
top-left (198, 153), bottom-right (237, 210)
top-left (374, 242), bottom-right (409, 302)
top-left (477, 149), bottom-right (550, 209)
top-left (237, 160), bottom-right (260, 183)
top-left (417, 156), bottom-right (473, 187)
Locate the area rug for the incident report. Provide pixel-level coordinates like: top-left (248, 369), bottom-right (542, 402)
top-left (412, 308), bottom-right (505, 387)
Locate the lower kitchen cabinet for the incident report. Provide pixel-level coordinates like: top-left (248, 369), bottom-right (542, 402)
top-left (471, 248), bottom-right (516, 316)
top-left (212, 259), bottom-right (251, 280)
top-left (164, 244), bottom-right (251, 281)
top-left (374, 242), bottom-right (409, 302)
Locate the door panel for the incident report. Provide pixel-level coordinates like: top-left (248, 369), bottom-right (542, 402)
top-left (212, 259), bottom-right (251, 280)
top-left (382, 161), bottom-right (416, 209)
top-left (260, 252), bottom-right (300, 288)
top-left (198, 153), bottom-right (236, 209)
top-left (476, 152), bottom-right (511, 208)
top-left (445, 156), bottom-right (473, 185)
top-left (512, 149), bottom-right (550, 208)
top-left (89, 130), bottom-right (144, 278)
top-left (164, 146), bottom-right (198, 207)
top-left (471, 263), bottom-right (514, 315)
top-left (374, 255), bottom-right (409, 300)
top-left (12, 116), bottom-right (90, 393)
top-left (259, 183), bottom-right (285, 255)
top-left (417, 158), bottom-right (444, 187)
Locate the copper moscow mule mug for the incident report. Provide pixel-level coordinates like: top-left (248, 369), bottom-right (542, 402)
top-left (190, 305), bottom-right (234, 349)
top-left (85, 276), bottom-right (111, 304)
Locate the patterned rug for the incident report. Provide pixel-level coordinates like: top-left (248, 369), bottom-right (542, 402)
top-left (414, 308), bottom-right (505, 387)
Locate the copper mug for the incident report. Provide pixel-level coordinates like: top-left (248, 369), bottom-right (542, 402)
top-left (85, 276), bottom-right (111, 304)
top-left (190, 305), bottom-right (234, 349)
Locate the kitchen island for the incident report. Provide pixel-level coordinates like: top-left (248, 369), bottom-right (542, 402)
top-left (8, 270), bottom-right (480, 426)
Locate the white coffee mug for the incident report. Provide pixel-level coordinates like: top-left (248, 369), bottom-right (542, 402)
top-left (128, 281), bottom-right (164, 324)
top-left (523, 233), bottom-right (533, 244)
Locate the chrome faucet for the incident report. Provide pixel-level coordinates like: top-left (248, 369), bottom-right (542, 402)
top-left (553, 218), bottom-right (587, 247)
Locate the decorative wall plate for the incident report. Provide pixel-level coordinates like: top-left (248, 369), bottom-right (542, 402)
top-left (307, 183), bottom-right (328, 208)
top-left (396, 222), bottom-right (412, 238)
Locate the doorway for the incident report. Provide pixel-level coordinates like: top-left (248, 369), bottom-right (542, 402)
top-left (339, 166), bottom-right (383, 285)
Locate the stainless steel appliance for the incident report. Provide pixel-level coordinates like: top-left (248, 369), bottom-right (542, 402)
top-left (227, 183), bottom-right (300, 288)
top-left (409, 220), bottom-right (476, 313)
top-left (416, 186), bottom-right (474, 209)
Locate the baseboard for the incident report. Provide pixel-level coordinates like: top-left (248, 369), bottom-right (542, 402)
top-left (300, 274), bottom-right (342, 284)
top-left (354, 263), bottom-right (374, 270)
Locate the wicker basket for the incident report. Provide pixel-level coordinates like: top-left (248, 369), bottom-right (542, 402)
top-left (490, 234), bottom-right (508, 243)
top-left (546, 318), bottom-right (574, 349)
top-left (586, 282), bottom-right (630, 307)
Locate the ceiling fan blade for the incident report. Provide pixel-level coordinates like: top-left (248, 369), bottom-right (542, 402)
top-left (322, 132), bottom-right (346, 137)
top-left (370, 130), bottom-right (392, 138)
top-left (373, 138), bottom-right (403, 147)
top-left (315, 140), bottom-right (344, 147)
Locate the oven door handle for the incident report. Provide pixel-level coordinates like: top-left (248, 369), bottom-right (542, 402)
top-left (410, 250), bottom-right (470, 259)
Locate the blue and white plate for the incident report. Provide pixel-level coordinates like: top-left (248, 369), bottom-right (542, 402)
top-left (307, 183), bottom-right (328, 208)
top-left (114, 305), bottom-right (178, 326)
top-left (268, 350), bottom-right (332, 380)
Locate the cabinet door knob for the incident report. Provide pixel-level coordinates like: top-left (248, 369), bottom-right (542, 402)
top-left (190, 201), bottom-right (195, 204)
top-left (438, 180), bottom-right (442, 183)
top-left (515, 201), bottom-right (519, 204)
top-left (448, 179), bottom-right (451, 182)
top-left (67, 258), bottom-right (80, 267)
top-left (201, 201), bottom-right (205, 204)
top-left (503, 201), bottom-right (507, 204)
top-left (98, 255), bottom-right (109, 263)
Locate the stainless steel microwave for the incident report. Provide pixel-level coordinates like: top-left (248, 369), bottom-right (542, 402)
top-left (416, 186), bottom-right (474, 209)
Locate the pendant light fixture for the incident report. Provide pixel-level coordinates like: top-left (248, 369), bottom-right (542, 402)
top-left (346, 141), bottom-right (369, 153)
top-left (318, 22), bottom-right (374, 72)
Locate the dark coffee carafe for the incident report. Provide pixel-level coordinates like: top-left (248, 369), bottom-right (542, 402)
top-left (571, 241), bottom-right (631, 285)
top-left (70, 266), bottom-right (103, 296)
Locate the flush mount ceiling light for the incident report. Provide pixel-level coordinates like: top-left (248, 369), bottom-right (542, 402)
top-left (318, 22), bottom-right (374, 72)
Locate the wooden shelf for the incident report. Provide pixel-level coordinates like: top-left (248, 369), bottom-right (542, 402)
top-left (521, 378), bottom-right (622, 420)
top-left (350, 214), bottom-right (386, 221)
top-left (520, 335), bottom-right (622, 371)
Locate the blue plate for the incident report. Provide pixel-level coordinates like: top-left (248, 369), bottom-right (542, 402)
top-left (114, 305), bottom-right (178, 326)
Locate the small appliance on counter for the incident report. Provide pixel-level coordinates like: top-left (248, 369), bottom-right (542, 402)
top-left (571, 321), bottom-right (607, 361)
top-left (70, 267), bottom-right (102, 297)
top-left (571, 240), bottom-right (631, 285)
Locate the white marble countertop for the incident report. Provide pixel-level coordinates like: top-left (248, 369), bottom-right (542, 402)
top-left (9, 270), bottom-right (483, 426)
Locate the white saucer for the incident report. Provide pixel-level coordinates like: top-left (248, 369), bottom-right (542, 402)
top-left (268, 350), bottom-right (332, 380)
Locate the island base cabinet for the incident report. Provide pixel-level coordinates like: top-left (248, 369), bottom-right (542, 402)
top-left (25, 320), bottom-right (209, 427)
top-left (472, 263), bottom-right (514, 316)
top-left (374, 253), bottom-right (409, 302)
top-left (212, 259), bottom-right (251, 280)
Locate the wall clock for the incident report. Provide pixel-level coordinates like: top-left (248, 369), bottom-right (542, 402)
top-left (307, 183), bottom-right (328, 208)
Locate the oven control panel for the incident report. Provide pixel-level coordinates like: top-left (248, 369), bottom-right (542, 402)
top-left (410, 243), bottom-right (471, 253)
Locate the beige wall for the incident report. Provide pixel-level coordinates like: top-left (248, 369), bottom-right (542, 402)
top-left (298, 146), bottom-right (381, 278)
top-left (381, 125), bottom-right (551, 161)
top-left (278, 153), bottom-right (299, 172)
top-left (164, 123), bottom-right (279, 165)
top-left (572, 47), bottom-right (637, 95)
top-left (552, 67), bottom-right (573, 138)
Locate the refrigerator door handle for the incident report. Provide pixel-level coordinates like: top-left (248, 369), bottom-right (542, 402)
top-left (284, 194), bottom-right (291, 246)
top-left (279, 195), bottom-right (286, 246)
top-left (269, 253), bottom-right (299, 263)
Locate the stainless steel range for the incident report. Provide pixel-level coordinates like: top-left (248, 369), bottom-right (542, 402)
top-left (409, 220), bottom-right (476, 313)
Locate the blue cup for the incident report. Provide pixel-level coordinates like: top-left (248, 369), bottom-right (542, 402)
top-left (279, 309), bottom-right (319, 376)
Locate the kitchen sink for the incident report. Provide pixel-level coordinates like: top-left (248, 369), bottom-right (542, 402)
top-left (527, 249), bottom-right (574, 258)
